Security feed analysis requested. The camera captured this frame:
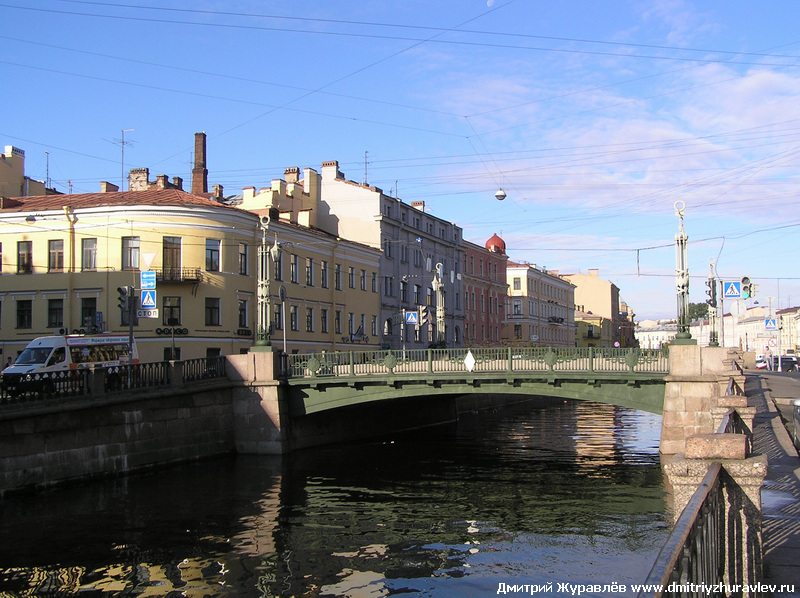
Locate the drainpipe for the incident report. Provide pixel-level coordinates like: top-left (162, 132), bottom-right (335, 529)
top-left (64, 206), bottom-right (77, 332)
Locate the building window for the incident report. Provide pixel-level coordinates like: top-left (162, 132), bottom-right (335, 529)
top-left (335, 264), bottom-right (342, 290)
top-left (238, 299), bottom-right (248, 328)
top-left (122, 236), bottom-right (140, 270)
top-left (80, 238), bottom-right (97, 271)
top-left (306, 307), bottom-right (314, 332)
top-left (239, 243), bottom-right (248, 275)
top-left (163, 296), bottom-right (181, 326)
top-left (348, 267), bottom-right (355, 288)
top-left (17, 241), bottom-right (32, 274)
top-left (384, 276), bottom-right (394, 296)
top-left (348, 312), bottom-right (355, 335)
top-left (360, 269), bottom-right (367, 291)
top-left (81, 297), bottom-right (97, 330)
top-left (400, 280), bottom-right (407, 303)
top-left (371, 315), bottom-right (377, 336)
top-left (321, 261), bottom-right (329, 288)
top-left (371, 272), bottom-right (378, 292)
top-left (414, 284), bottom-right (421, 305)
top-left (165, 346), bottom-right (180, 361)
top-left (47, 298), bottom-right (64, 328)
top-left (290, 305), bottom-right (298, 331)
top-left (335, 311), bottom-right (341, 334)
top-left (290, 254), bottom-right (298, 283)
top-left (514, 324), bottom-right (522, 339)
top-left (274, 304), bottom-right (283, 330)
top-left (16, 300), bottom-right (32, 328)
top-left (306, 258), bottom-right (314, 286)
top-left (205, 298), bottom-right (221, 326)
top-left (513, 299), bottom-right (523, 315)
top-left (383, 240), bottom-right (393, 258)
top-left (513, 277), bottom-right (521, 290)
top-left (400, 245), bottom-right (408, 262)
top-left (47, 240), bottom-right (64, 272)
top-left (321, 309), bottom-right (328, 333)
top-left (163, 237), bottom-right (181, 278)
top-left (273, 252), bottom-right (282, 281)
top-left (205, 239), bottom-right (220, 272)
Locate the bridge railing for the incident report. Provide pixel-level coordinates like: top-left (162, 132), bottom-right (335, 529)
top-left (285, 347), bottom-right (669, 379)
top-left (638, 463), bottom-right (727, 597)
top-left (0, 357), bottom-right (230, 406)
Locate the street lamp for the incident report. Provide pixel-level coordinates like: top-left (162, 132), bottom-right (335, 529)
top-left (673, 201), bottom-right (695, 344)
top-left (432, 262), bottom-right (446, 345)
top-left (254, 216), bottom-right (281, 350)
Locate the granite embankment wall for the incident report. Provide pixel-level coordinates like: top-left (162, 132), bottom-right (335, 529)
top-left (0, 382), bottom-right (240, 496)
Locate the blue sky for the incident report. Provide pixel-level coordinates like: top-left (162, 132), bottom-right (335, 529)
top-left (3, 0), bottom-right (800, 320)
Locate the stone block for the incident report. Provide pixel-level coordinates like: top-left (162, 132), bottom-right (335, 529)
top-left (686, 433), bottom-right (747, 460)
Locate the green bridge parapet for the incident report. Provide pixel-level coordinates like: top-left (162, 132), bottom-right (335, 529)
top-left (285, 346), bottom-right (670, 381)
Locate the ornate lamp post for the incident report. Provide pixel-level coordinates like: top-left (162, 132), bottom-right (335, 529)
top-left (432, 262), bottom-right (446, 345)
top-left (254, 216), bottom-right (281, 350)
top-left (673, 201), bottom-right (695, 344)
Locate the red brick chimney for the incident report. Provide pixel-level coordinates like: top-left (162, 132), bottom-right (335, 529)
top-left (191, 132), bottom-right (208, 196)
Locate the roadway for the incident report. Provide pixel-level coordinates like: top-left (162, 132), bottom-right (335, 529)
top-left (747, 371), bottom-right (800, 593)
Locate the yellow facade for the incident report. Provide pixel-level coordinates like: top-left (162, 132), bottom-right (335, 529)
top-left (0, 189), bottom-right (262, 362)
top-left (574, 312), bottom-right (612, 348)
top-left (0, 146), bottom-right (50, 197)
top-left (257, 217), bottom-right (382, 354)
top-left (0, 187), bottom-right (382, 363)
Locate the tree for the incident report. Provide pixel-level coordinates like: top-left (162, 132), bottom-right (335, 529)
top-left (688, 302), bottom-right (709, 322)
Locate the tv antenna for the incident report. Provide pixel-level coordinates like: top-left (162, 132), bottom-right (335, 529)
top-left (105, 129), bottom-right (135, 190)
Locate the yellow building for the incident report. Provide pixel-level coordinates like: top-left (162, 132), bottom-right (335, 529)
top-left (0, 145), bottom-right (57, 197)
top-left (563, 269), bottom-right (637, 348)
top-left (574, 310), bottom-right (612, 348)
top-left (237, 169), bottom-right (382, 353)
top-left (238, 163), bottom-right (458, 350)
top-left (504, 261), bottom-right (575, 347)
top-left (0, 186), bottom-right (263, 362)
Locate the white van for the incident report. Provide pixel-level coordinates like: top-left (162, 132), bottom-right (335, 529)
top-left (3, 334), bottom-right (138, 377)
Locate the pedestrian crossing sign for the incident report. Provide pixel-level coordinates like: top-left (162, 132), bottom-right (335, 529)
top-left (141, 289), bottom-right (157, 309)
top-left (765, 318), bottom-right (777, 330)
top-left (723, 281), bottom-right (742, 299)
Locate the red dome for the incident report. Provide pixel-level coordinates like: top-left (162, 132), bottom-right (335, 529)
top-left (485, 233), bottom-right (506, 254)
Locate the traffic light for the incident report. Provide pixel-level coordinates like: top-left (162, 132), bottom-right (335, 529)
top-left (750, 283), bottom-right (758, 298)
top-left (741, 276), bottom-right (751, 300)
top-left (418, 305), bottom-right (429, 326)
top-left (705, 277), bottom-right (717, 307)
top-left (117, 286), bottom-right (131, 312)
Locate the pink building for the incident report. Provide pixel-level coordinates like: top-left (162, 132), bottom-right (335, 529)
top-left (463, 233), bottom-right (509, 345)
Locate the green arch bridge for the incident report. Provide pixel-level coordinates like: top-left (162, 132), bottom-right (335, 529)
top-left (283, 347), bottom-right (669, 418)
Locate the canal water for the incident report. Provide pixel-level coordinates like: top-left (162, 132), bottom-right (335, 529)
top-left (0, 397), bottom-right (669, 597)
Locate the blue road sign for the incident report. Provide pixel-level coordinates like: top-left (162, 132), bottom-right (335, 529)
top-left (405, 310), bottom-right (419, 325)
top-left (140, 289), bottom-right (157, 309)
top-left (723, 281), bottom-right (742, 299)
top-left (765, 318), bottom-right (778, 330)
top-left (140, 270), bottom-right (157, 290)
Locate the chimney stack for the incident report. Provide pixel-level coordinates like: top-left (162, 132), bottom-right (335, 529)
top-left (192, 132), bottom-right (208, 195)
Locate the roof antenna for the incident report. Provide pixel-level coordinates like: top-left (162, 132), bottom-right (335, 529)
top-left (363, 150), bottom-right (369, 186)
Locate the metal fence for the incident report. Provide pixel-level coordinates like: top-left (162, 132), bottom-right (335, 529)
top-left (638, 463), bottom-right (727, 598)
top-left (285, 346), bottom-right (670, 379)
top-left (0, 356), bottom-right (229, 406)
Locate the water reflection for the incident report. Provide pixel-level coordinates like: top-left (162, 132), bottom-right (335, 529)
top-left (0, 397), bottom-right (668, 596)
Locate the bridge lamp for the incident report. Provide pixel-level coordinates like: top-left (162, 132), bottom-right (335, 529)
top-left (254, 216), bottom-right (282, 350)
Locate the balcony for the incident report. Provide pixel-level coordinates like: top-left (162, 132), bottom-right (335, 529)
top-left (154, 267), bottom-right (203, 283)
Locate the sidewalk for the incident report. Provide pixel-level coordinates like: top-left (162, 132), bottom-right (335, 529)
top-left (747, 372), bottom-right (800, 595)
